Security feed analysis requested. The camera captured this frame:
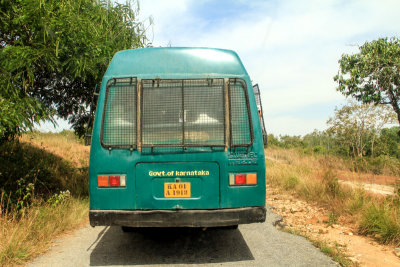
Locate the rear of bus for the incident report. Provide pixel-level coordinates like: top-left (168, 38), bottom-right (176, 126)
top-left (89, 47), bottom-right (266, 228)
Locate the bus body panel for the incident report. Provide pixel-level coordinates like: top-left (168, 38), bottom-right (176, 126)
top-left (89, 47), bottom-right (266, 226)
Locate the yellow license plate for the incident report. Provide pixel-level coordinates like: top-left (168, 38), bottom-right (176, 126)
top-left (164, 182), bottom-right (191, 198)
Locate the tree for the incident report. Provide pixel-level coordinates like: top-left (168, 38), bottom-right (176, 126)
top-left (0, 0), bottom-right (149, 140)
top-left (303, 129), bottom-right (332, 149)
top-left (327, 102), bottom-right (396, 157)
top-left (374, 126), bottom-right (400, 158)
top-left (334, 37), bottom-right (400, 135)
top-left (278, 135), bottom-right (304, 149)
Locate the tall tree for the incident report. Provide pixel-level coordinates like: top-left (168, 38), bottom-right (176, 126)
top-left (334, 37), bottom-right (400, 135)
top-left (0, 0), bottom-right (149, 140)
top-left (327, 102), bottom-right (396, 157)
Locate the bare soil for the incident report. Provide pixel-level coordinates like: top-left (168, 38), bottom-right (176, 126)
top-left (336, 170), bottom-right (399, 186)
top-left (267, 185), bottom-right (400, 266)
top-left (337, 170), bottom-right (398, 196)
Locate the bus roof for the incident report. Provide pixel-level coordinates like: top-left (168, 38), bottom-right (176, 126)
top-left (104, 47), bottom-right (249, 79)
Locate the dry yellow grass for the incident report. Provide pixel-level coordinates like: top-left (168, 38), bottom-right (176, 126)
top-left (20, 131), bottom-right (90, 168)
top-left (266, 146), bottom-right (350, 172)
top-left (266, 147), bottom-right (400, 246)
top-left (0, 131), bottom-right (90, 266)
top-left (0, 197), bottom-right (88, 266)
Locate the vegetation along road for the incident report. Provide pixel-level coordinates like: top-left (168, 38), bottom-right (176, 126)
top-left (29, 207), bottom-right (337, 267)
top-left (2, 1), bottom-right (400, 266)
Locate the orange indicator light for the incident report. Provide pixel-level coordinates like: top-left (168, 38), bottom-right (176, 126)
top-left (246, 173), bottom-right (257, 185)
top-left (98, 176), bottom-right (109, 187)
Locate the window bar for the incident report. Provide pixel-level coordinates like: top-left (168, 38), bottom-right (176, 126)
top-left (224, 78), bottom-right (230, 152)
top-left (228, 79), bottom-right (233, 148)
top-left (137, 80), bottom-right (142, 152)
top-left (181, 79), bottom-right (185, 146)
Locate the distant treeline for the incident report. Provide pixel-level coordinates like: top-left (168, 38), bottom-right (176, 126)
top-left (267, 126), bottom-right (400, 159)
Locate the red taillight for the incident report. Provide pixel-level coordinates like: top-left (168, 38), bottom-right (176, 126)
top-left (235, 174), bottom-right (246, 185)
top-left (98, 175), bottom-right (126, 187)
top-left (109, 176), bottom-right (120, 187)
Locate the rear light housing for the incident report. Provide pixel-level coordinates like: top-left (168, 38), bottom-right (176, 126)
top-left (97, 175), bottom-right (126, 187)
top-left (229, 173), bottom-right (257, 186)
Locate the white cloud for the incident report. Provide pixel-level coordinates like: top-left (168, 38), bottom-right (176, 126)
top-left (118, 0), bottom-right (400, 135)
top-left (136, 0), bottom-right (195, 46)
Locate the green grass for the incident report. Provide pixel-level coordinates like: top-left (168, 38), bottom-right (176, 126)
top-left (283, 175), bottom-right (300, 190)
top-left (311, 239), bottom-right (353, 267)
top-left (359, 201), bottom-right (400, 245)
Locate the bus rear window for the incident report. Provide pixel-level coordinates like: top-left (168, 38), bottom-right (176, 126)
top-left (101, 78), bottom-right (252, 149)
top-left (141, 79), bottom-right (225, 147)
top-left (229, 79), bottom-right (252, 146)
top-left (101, 78), bottom-right (137, 147)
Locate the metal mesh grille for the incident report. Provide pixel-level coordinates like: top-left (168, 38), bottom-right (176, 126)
top-left (184, 79), bottom-right (224, 145)
top-left (102, 78), bottom-right (137, 147)
top-left (142, 80), bottom-right (183, 145)
top-left (141, 79), bottom-right (225, 147)
top-left (229, 79), bottom-right (252, 146)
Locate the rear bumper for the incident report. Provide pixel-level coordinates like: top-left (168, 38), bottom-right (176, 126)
top-left (89, 206), bottom-right (266, 227)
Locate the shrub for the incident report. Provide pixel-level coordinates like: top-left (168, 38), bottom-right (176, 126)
top-left (283, 175), bottom-right (300, 190)
top-left (313, 145), bottom-right (328, 154)
top-left (359, 202), bottom-right (400, 245)
top-left (322, 169), bottom-right (341, 198)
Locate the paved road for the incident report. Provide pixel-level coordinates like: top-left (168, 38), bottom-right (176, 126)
top-left (30, 208), bottom-right (337, 267)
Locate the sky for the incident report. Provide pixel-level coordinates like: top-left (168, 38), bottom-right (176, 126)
top-left (37, 0), bottom-right (400, 136)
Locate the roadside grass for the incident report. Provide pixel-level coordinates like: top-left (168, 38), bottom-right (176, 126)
top-left (282, 228), bottom-right (353, 266)
top-left (311, 239), bottom-right (353, 267)
top-left (359, 200), bottom-right (400, 245)
top-left (266, 147), bottom-right (400, 247)
top-left (267, 146), bottom-right (400, 177)
top-left (0, 131), bottom-right (90, 266)
top-left (0, 196), bottom-right (88, 266)
top-left (20, 130), bottom-right (89, 169)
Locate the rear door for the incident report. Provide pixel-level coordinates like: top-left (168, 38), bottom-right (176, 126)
top-left (135, 78), bottom-right (225, 209)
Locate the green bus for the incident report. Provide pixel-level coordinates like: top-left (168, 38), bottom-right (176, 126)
top-left (89, 47), bottom-right (266, 228)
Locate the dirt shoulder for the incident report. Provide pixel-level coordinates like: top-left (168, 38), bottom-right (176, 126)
top-left (267, 185), bottom-right (400, 266)
top-left (336, 170), bottom-right (399, 186)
